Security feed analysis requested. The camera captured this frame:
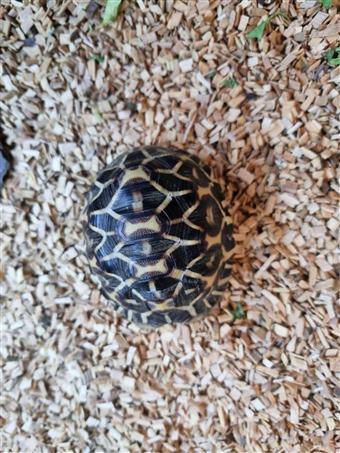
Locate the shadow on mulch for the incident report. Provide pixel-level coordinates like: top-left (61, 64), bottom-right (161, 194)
top-left (0, 122), bottom-right (14, 185)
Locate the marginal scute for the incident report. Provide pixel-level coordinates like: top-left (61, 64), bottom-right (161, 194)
top-left (102, 273), bottom-right (121, 290)
top-left (97, 166), bottom-right (123, 185)
top-left (85, 146), bottom-right (235, 327)
top-left (219, 263), bottom-right (232, 280)
top-left (124, 150), bottom-right (147, 166)
top-left (146, 310), bottom-right (167, 327)
top-left (221, 223), bottom-right (234, 252)
top-left (149, 154), bottom-right (182, 170)
top-left (188, 194), bottom-right (222, 237)
top-left (167, 309), bottom-right (193, 323)
top-left (211, 182), bottom-right (225, 201)
top-left (118, 296), bottom-right (150, 313)
top-left (190, 244), bottom-right (222, 276)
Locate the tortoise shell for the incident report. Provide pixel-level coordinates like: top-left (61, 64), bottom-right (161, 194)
top-left (84, 146), bottom-right (234, 327)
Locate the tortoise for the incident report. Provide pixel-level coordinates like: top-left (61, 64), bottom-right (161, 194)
top-left (84, 146), bottom-right (234, 327)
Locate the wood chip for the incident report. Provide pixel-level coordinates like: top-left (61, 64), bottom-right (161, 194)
top-left (237, 168), bottom-right (255, 185)
top-left (179, 58), bottom-right (193, 73)
top-left (310, 23), bottom-right (340, 38)
top-left (167, 12), bottom-right (182, 30)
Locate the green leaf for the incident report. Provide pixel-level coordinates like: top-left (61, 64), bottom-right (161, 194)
top-left (329, 57), bottom-right (340, 66)
top-left (247, 18), bottom-right (269, 40)
top-left (324, 49), bottom-right (334, 60)
top-left (321, 0), bottom-right (332, 9)
top-left (222, 77), bottom-right (238, 88)
top-left (232, 303), bottom-right (245, 320)
top-left (91, 54), bottom-right (105, 64)
top-left (275, 11), bottom-right (290, 21)
top-left (102, 0), bottom-right (123, 25)
top-left (324, 47), bottom-right (340, 66)
top-left (247, 11), bottom-right (289, 40)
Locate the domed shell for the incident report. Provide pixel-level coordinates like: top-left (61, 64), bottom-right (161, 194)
top-left (84, 146), bottom-right (234, 327)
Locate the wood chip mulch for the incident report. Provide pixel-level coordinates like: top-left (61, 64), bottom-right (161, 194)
top-left (1, 1), bottom-right (339, 452)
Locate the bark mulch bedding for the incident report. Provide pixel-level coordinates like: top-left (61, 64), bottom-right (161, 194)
top-left (1, 1), bottom-right (339, 452)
